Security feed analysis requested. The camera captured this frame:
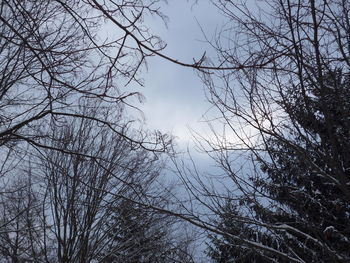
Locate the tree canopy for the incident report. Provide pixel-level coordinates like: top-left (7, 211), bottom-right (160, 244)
top-left (1, 0), bottom-right (350, 262)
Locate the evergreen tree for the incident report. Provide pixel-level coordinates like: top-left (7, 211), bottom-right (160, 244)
top-left (207, 201), bottom-right (286, 263)
top-left (102, 199), bottom-right (169, 263)
top-left (254, 69), bottom-right (350, 261)
top-left (208, 70), bottom-right (350, 262)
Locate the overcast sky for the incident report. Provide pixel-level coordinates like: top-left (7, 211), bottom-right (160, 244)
top-left (137, 1), bottom-right (224, 148)
top-left (140, 5), bottom-right (226, 255)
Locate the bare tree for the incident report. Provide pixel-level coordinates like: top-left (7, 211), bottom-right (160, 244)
top-left (0, 104), bottom-right (192, 263)
top-left (0, 0), bottom-right (175, 250)
top-left (0, 0), bottom-right (173, 162)
top-left (0, 174), bottom-right (44, 262)
top-left (9, 1), bottom-right (350, 261)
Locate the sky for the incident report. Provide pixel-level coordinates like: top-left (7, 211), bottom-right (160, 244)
top-left (137, 0), bottom-right (233, 211)
top-left (137, 3), bottom-right (227, 258)
top-left (138, 1), bottom-right (224, 148)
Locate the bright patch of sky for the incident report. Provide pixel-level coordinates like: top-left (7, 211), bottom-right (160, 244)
top-left (139, 0), bottom-right (225, 148)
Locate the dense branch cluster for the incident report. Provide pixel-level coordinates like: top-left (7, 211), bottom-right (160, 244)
top-left (0, 1), bottom-right (193, 262)
top-left (1, 0), bottom-right (350, 262)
